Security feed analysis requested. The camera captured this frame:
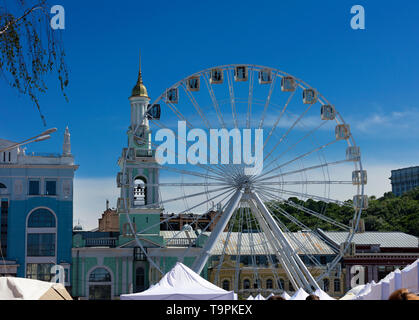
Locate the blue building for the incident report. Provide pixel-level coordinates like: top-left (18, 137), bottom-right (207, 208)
top-left (390, 166), bottom-right (419, 196)
top-left (0, 127), bottom-right (78, 289)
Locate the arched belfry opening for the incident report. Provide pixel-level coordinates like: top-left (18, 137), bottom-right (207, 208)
top-left (133, 176), bottom-right (147, 206)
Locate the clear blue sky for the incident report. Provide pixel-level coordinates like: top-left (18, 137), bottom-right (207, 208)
top-left (1, 0), bottom-right (418, 182)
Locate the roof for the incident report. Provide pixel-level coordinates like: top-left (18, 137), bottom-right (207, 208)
top-left (160, 230), bottom-right (336, 255)
top-left (322, 231), bottom-right (419, 248)
top-left (0, 139), bottom-right (16, 149)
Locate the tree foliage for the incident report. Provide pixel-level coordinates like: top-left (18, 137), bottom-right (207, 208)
top-left (0, 0), bottom-right (68, 126)
top-left (231, 188), bottom-right (419, 237)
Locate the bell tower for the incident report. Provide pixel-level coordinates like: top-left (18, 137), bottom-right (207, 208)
top-left (116, 53), bottom-right (162, 246)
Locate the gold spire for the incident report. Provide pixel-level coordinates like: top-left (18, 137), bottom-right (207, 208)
top-left (131, 51), bottom-right (149, 98)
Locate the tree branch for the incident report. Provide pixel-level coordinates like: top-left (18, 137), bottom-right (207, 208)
top-left (0, 4), bottom-right (46, 35)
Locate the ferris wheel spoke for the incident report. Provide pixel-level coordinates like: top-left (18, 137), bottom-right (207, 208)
top-left (226, 68), bottom-right (238, 129)
top-left (258, 189), bottom-right (349, 231)
top-left (144, 185), bottom-right (234, 208)
top-left (259, 195), bottom-right (323, 267)
top-left (256, 184), bottom-right (352, 208)
top-left (178, 189), bottom-right (238, 262)
top-left (214, 203), bottom-right (240, 285)
top-left (156, 164), bottom-right (227, 183)
top-left (247, 197), bottom-right (305, 290)
top-left (258, 72), bottom-right (278, 129)
top-left (191, 190), bottom-right (243, 273)
top-left (180, 82), bottom-right (212, 129)
top-left (245, 206), bottom-right (261, 291)
top-left (263, 103), bottom-right (316, 164)
top-left (245, 199), bottom-right (283, 292)
top-left (154, 182), bottom-right (230, 187)
top-left (149, 119), bottom-right (229, 179)
top-left (255, 158), bottom-right (352, 183)
top-left (262, 90), bottom-right (296, 150)
top-left (246, 68), bottom-right (254, 129)
top-left (263, 121), bottom-right (328, 172)
top-left (154, 188), bottom-right (237, 245)
top-left (254, 180), bottom-right (352, 186)
top-left (258, 138), bottom-right (339, 181)
top-left (202, 72), bottom-right (227, 129)
top-left (234, 207), bottom-right (244, 292)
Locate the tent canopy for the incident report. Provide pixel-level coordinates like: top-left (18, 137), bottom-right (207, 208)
top-left (120, 262), bottom-right (236, 300)
top-left (313, 288), bottom-right (336, 300)
top-left (289, 288), bottom-right (309, 300)
top-left (0, 277), bottom-right (72, 300)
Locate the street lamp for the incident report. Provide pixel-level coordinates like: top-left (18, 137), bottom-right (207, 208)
top-left (0, 128), bottom-right (57, 153)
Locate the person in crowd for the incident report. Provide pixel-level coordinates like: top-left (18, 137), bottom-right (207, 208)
top-left (305, 294), bottom-right (320, 300)
top-left (268, 295), bottom-right (286, 300)
top-left (388, 288), bottom-right (419, 300)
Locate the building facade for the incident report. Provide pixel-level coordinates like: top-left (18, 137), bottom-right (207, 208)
top-left (318, 230), bottom-right (419, 291)
top-left (0, 128), bottom-right (78, 289)
top-left (390, 166), bottom-right (419, 196)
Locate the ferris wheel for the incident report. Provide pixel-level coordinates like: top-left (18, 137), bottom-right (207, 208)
top-left (123, 64), bottom-right (367, 294)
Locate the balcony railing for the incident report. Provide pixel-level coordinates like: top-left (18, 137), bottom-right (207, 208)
top-left (85, 238), bottom-right (117, 247)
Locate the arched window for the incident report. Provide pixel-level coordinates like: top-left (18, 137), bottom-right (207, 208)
top-left (89, 268), bottom-right (112, 282)
top-left (135, 267), bottom-right (145, 292)
top-left (26, 208), bottom-right (56, 258)
top-left (28, 208), bottom-right (56, 228)
top-left (289, 280), bottom-right (294, 291)
top-left (277, 278), bottom-right (285, 290)
top-left (89, 267), bottom-right (112, 300)
top-left (243, 279), bottom-right (250, 290)
top-left (253, 279), bottom-right (261, 289)
top-left (334, 279), bottom-right (341, 292)
top-left (323, 278), bottom-right (330, 292)
top-left (133, 177), bottom-right (147, 206)
top-left (122, 223), bottom-right (137, 237)
top-left (266, 279), bottom-right (273, 289)
top-left (222, 279), bottom-right (230, 291)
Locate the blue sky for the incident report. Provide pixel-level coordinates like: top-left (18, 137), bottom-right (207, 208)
top-left (1, 0), bottom-right (419, 228)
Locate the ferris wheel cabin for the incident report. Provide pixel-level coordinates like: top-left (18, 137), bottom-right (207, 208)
top-left (281, 76), bottom-right (296, 92)
top-left (258, 69), bottom-right (273, 84)
top-left (353, 195), bottom-right (369, 210)
top-left (210, 68), bottom-right (223, 84)
top-left (303, 88), bottom-right (318, 104)
top-left (186, 76), bottom-right (200, 92)
top-left (335, 124), bottom-right (350, 140)
top-left (346, 146), bottom-right (361, 161)
top-left (321, 104), bottom-right (336, 120)
top-left (166, 87), bottom-right (179, 104)
top-left (352, 170), bottom-right (367, 185)
top-left (234, 66), bottom-right (248, 81)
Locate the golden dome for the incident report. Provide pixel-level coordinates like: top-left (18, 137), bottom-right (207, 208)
top-left (131, 52), bottom-right (149, 98)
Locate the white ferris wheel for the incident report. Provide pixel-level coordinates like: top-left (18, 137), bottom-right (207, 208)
top-left (122, 64), bottom-right (367, 294)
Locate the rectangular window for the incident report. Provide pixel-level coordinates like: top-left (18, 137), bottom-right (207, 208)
top-left (1, 200), bottom-right (8, 257)
top-left (45, 181), bottom-right (57, 196)
top-left (27, 233), bottom-right (55, 256)
top-left (28, 180), bottom-right (40, 195)
top-left (26, 263), bottom-right (54, 282)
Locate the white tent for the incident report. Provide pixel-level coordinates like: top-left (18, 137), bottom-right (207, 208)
top-left (289, 288), bottom-right (309, 300)
top-left (401, 258), bottom-right (419, 293)
top-left (358, 259), bottom-right (419, 300)
top-left (280, 291), bottom-right (291, 300)
top-left (246, 295), bottom-right (254, 300)
top-left (120, 262), bottom-right (236, 300)
top-left (254, 293), bottom-right (266, 300)
top-left (339, 284), bottom-right (366, 300)
top-left (0, 277), bottom-right (72, 300)
top-left (313, 288), bottom-right (336, 300)
top-left (266, 293), bottom-right (274, 300)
